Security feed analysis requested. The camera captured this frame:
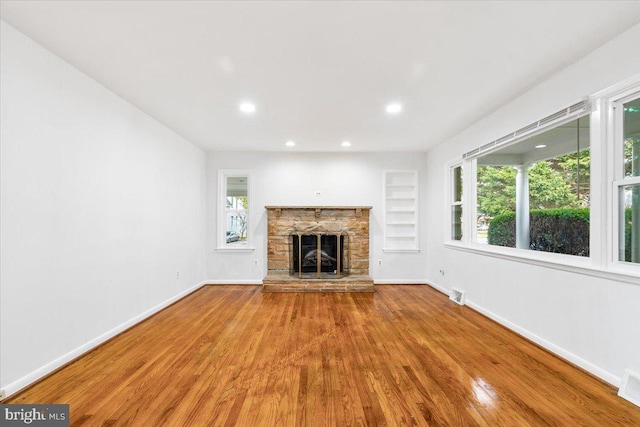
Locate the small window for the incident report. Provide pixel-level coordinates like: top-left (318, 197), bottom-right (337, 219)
top-left (219, 171), bottom-right (250, 248)
top-left (451, 165), bottom-right (463, 240)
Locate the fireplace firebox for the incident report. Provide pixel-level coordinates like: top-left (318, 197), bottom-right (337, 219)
top-left (290, 232), bottom-right (349, 279)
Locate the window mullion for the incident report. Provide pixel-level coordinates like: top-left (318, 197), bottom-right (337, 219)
top-left (588, 98), bottom-right (607, 267)
top-left (464, 158), bottom-right (476, 244)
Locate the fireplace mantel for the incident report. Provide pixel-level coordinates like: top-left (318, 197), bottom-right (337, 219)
top-left (265, 206), bottom-right (372, 218)
top-left (264, 205), bottom-right (374, 292)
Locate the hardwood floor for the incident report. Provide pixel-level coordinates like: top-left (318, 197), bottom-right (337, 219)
top-left (7, 285), bottom-right (640, 426)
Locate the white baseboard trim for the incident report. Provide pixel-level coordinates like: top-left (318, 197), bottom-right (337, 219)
top-left (373, 279), bottom-right (429, 285)
top-left (422, 280), bottom-right (620, 387)
top-left (204, 280), bottom-right (263, 285)
top-left (1, 280), bottom-right (208, 399)
top-left (423, 280), bottom-right (449, 295)
top-left (464, 299), bottom-right (621, 387)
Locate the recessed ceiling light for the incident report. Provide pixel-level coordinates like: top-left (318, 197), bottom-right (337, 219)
top-left (239, 102), bottom-right (256, 114)
top-left (341, 141), bottom-right (351, 147)
top-left (386, 103), bottom-right (403, 114)
top-left (286, 141), bottom-right (295, 147)
top-left (535, 144), bottom-right (547, 149)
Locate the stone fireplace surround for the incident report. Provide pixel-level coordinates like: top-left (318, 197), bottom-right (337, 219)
top-left (263, 206), bottom-right (374, 292)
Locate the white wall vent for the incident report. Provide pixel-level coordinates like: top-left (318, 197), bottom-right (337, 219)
top-left (449, 288), bottom-right (466, 305)
top-left (619, 369), bottom-right (640, 407)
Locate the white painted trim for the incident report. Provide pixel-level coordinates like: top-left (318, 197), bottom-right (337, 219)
top-left (373, 279), bottom-right (429, 285)
top-left (618, 369), bottom-right (640, 407)
top-left (613, 176), bottom-right (640, 186)
top-left (445, 241), bottom-right (640, 286)
top-left (381, 248), bottom-right (420, 253)
top-left (590, 72), bottom-right (640, 100)
top-left (468, 158), bottom-right (478, 244)
top-left (423, 280), bottom-right (621, 387)
top-left (464, 299), bottom-right (621, 387)
top-left (215, 247), bottom-right (255, 252)
top-left (1, 280), bottom-right (208, 399)
top-left (424, 280), bottom-right (449, 296)
top-left (589, 97), bottom-right (607, 268)
top-left (204, 280), bottom-right (263, 285)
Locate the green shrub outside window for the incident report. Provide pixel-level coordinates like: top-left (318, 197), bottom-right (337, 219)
top-left (488, 208), bottom-right (590, 256)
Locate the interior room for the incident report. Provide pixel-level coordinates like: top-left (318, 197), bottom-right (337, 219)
top-left (2, 1), bottom-right (640, 424)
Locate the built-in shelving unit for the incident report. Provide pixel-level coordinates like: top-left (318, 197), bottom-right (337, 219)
top-left (383, 170), bottom-right (419, 252)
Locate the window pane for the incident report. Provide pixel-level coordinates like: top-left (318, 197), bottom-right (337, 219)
top-left (476, 116), bottom-right (590, 256)
top-left (619, 184), bottom-right (640, 263)
top-left (453, 166), bottom-right (463, 202)
top-left (226, 211), bottom-right (247, 243)
top-left (225, 176), bottom-right (248, 244)
top-left (451, 166), bottom-right (463, 241)
top-left (452, 205), bottom-right (462, 240)
top-left (476, 165), bottom-right (516, 245)
top-left (624, 98), bottom-right (640, 178)
top-left (226, 176), bottom-right (248, 205)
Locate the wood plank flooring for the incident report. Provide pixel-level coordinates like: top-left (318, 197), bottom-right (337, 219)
top-left (6, 285), bottom-right (640, 426)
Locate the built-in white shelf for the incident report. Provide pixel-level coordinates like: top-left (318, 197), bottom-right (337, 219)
top-left (383, 170), bottom-right (418, 252)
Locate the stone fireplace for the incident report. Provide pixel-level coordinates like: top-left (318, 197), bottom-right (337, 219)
top-left (264, 206), bottom-right (374, 292)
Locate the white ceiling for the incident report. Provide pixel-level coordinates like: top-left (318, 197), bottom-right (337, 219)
top-left (2, 1), bottom-right (640, 152)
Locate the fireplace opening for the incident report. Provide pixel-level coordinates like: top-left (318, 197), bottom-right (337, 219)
top-left (290, 232), bottom-right (349, 278)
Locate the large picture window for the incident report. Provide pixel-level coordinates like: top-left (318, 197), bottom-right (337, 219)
top-left (475, 115), bottom-right (591, 256)
top-left (448, 79), bottom-right (640, 278)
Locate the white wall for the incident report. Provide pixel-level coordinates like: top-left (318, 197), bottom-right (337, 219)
top-left (424, 23), bottom-right (640, 385)
top-left (206, 151), bottom-right (427, 284)
top-left (0, 22), bottom-right (206, 396)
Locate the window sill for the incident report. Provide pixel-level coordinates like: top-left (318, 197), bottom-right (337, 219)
top-left (216, 246), bottom-right (255, 253)
top-left (382, 248), bottom-right (421, 253)
top-left (444, 241), bottom-right (640, 285)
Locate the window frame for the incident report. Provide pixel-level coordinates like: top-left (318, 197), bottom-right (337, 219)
top-left (446, 159), bottom-right (477, 245)
top-left (449, 163), bottom-right (464, 241)
top-left (445, 72), bottom-right (640, 284)
top-left (610, 88), bottom-right (640, 272)
top-left (217, 169), bottom-right (254, 251)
